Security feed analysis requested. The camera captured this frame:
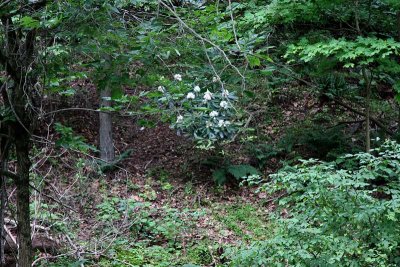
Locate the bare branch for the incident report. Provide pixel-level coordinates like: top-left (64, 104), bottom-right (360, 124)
top-left (159, 0), bottom-right (245, 83)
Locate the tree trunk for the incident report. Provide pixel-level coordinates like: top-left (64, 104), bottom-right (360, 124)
top-left (361, 67), bottom-right (372, 152)
top-left (397, 11), bottom-right (400, 132)
top-left (0, 158), bottom-right (6, 267)
top-left (15, 128), bottom-right (32, 267)
top-left (99, 87), bottom-right (115, 163)
top-left (0, 133), bottom-right (10, 267)
top-left (355, 3), bottom-right (372, 152)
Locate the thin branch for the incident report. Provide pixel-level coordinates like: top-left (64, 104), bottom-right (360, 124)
top-left (334, 98), bottom-right (394, 136)
top-left (0, 0), bottom-right (11, 10)
top-left (159, 1), bottom-right (245, 82)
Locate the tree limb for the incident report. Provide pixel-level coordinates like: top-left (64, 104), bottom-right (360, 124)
top-left (334, 98), bottom-right (394, 136)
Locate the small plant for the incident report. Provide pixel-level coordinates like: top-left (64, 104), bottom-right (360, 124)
top-left (54, 123), bottom-right (96, 153)
top-left (214, 203), bottom-right (270, 242)
top-left (202, 153), bottom-right (261, 185)
top-left (212, 164), bottom-right (260, 185)
top-left (187, 244), bottom-right (213, 265)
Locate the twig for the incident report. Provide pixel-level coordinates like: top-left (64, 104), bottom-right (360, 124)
top-left (3, 225), bottom-right (16, 245)
top-left (66, 235), bottom-right (84, 267)
top-left (31, 252), bottom-right (75, 267)
top-left (0, 0), bottom-right (11, 10)
top-left (29, 184), bottom-right (78, 213)
top-left (159, 1), bottom-right (245, 83)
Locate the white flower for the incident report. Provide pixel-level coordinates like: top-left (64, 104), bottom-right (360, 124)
top-left (376, 137), bottom-right (380, 141)
top-left (212, 76), bottom-right (219, 83)
top-left (157, 86), bottom-right (165, 93)
top-left (174, 74), bottom-right (182, 81)
top-left (203, 90), bottom-right (213, 101)
top-left (219, 101), bottom-right (228, 109)
top-left (222, 89), bottom-right (229, 97)
top-left (176, 115), bottom-right (183, 123)
top-left (209, 111), bottom-right (219, 117)
top-left (186, 92), bottom-right (195, 99)
top-left (194, 85), bottom-right (201, 93)
top-left (206, 121), bottom-right (213, 128)
top-left (218, 120), bottom-right (231, 127)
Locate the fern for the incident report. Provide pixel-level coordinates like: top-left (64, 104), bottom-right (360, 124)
top-left (213, 164), bottom-right (260, 185)
top-left (227, 165), bottom-right (260, 180)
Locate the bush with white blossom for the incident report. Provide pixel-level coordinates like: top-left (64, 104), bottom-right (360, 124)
top-left (157, 74), bottom-right (242, 141)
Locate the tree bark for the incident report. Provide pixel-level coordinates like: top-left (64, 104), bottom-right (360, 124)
top-left (396, 11), bottom-right (400, 132)
top-left (1, 3), bottom-right (47, 267)
top-left (362, 68), bottom-right (371, 152)
top-left (0, 132), bottom-right (10, 267)
top-left (14, 128), bottom-right (32, 267)
top-left (0, 157), bottom-right (6, 267)
top-left (99, 87), bottom-right (115, 163)
top-left (355, 1), bottom-right (372, 152)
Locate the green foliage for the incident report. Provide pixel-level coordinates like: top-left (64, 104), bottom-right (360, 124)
top-left (214, 203), bottom-right (270, 241)
top-left (54, 123), bottom-right (96, 153)
top-left (39, 257), bottom-right (85, 267)
top-left (249, 124), bottom-right (352, 169)
top-left (187, 244), bottom-right (213, 266)
top-left (212, 164), bottom-right (260, 185)
top-left (233, 141), bottom-right (400, 266)
top-left (286, 37), bottom-right (400, 68)
top-left (5, 0), bottom-right (400, 266)
top-left (96, 196), bottom-right (204, 245)
top-left (247, 143), bottom-right (285, 169)
top-left (283, 124), bottom-right (352, 159)
top-left (157, 75), bottom-right (242, 142)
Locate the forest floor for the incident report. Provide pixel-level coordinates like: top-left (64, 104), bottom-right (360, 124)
top-left (30, 85), bottom-right (284, 267)
top-left (33, 122), bottom-right (274, 267)
top-left (30, 83), bottom-right (356, 266)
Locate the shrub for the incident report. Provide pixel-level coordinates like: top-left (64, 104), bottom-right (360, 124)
top-left (231, 140), bottom-right (400, 266)
top-left (157, 75), bottom-right (242, 142)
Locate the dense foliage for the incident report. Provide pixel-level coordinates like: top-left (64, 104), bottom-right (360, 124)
top-left (234, 141), bottom-right (400, 266)
top-left (1, 0), bottom-right (400, 266)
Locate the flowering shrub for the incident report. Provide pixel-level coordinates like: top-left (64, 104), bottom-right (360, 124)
top-left (157, 74), bottom-right (242, 142)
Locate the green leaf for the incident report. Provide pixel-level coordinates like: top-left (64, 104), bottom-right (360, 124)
top-left (227, 164), bottom-right (260, 180)
top-left (213, 169), bottom-right (227, 185)
top-left (20, 16), bottom-right (40, 29)
top-left (111, 87), bottom-right (123, 99)
top-left (248, 55), bottom-right (261, 68)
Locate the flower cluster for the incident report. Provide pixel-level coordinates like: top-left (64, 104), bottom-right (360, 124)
top-left (157, 74), bottom-right (240, 141)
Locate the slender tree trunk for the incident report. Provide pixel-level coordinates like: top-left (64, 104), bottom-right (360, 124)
top-left (11, 81), bottom-right (34, 267)
top-left (396, 11), bottom-right (400, 132)
top-left (0, 133), bottom-right (10, 267)
top-left (363, 68), bottom-right (371, 152)
top-left (1, 7), bottom-right (38, 267)
top-left (355, 2), bottom-right (372, 152)
top-left (14, 127), bottom-right (31, 267)
top-left (0, 157), bottom-right (6, 267)
top-left (99, 87), bottom-right (115, 163)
